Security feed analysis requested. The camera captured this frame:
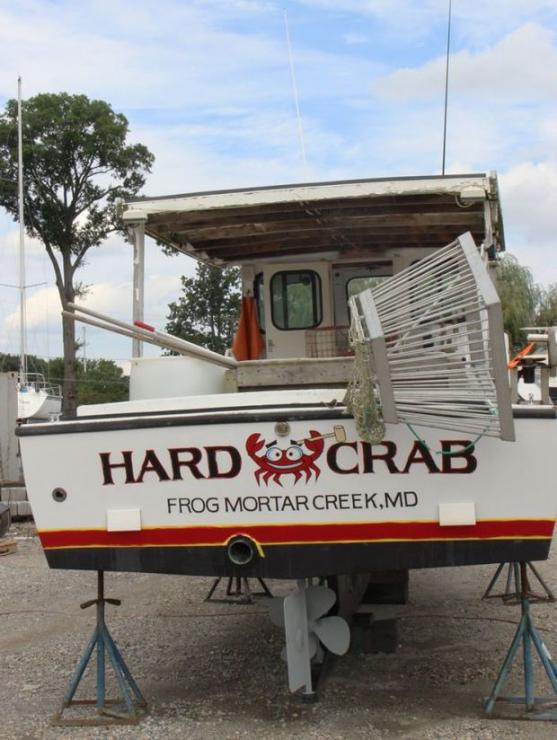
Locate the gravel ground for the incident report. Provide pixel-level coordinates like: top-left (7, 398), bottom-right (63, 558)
top-left (1, 526), bottom-right (557, 739)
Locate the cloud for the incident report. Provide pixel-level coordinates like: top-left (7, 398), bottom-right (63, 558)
top-left (500, 161), bottom-right (557, 248)
top-left (4, 285), bottom-right (60, 331)
top-left (342, 33), bottom-right (369, 46)
top-left (0, 283), bottom-right (61, 361)
top-left (0, 1), bottom-right (373, 111)
top-left (1, 0), bottom-right (557, 362)
top-left (375, 23), bottom-right (557, 102)
top-left (296, 1), bottom-right (557, 46)
top-left (0, 2), bottom-right (281, 109)
top-left (0, 226), bottom-right (48, 259)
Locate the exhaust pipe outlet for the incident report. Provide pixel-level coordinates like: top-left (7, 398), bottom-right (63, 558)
top-left (227, 535), bottom-right (257, 566)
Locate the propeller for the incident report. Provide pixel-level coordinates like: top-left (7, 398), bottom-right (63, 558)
top-left (270, 584), bottom-right (351, 693)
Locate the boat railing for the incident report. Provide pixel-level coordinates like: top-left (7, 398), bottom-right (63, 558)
top-left (19, 373), bottom-right (62, 397)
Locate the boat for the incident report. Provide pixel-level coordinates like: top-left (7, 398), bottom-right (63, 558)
top-left (16, 173), bottom-right (557, 693)
top-left (17, 172), bottom-right (556, 570)
top-left (17, 373), bottom-right (62, 422)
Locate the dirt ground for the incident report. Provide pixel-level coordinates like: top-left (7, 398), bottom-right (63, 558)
top-left (1, 527), bottom-right (557, 739)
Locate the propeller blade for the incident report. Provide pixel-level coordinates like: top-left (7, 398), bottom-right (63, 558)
top-left (306, 585), bottom-right (336, 622)
top-left (313, 616), bottom-right (351, 655)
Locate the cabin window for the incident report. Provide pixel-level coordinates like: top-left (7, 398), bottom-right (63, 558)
top-left (254, 272), bottom-right (265, 333)
top-left (271, 270), bottom-right (322, 330)
top-left (346, 275), bottom-right (389, 300)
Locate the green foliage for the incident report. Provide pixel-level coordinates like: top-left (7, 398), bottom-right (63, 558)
top-left (0, 93), bottom-right (153, 261)
top-left (74, 359), bottom-right (129, 405)
top-left (166, 264), bottom-right (241, 354)
top-left (0, 92), bottom-right (153, 415)
top-left (0, 353), bottom-right (128, 406)
top-left (495, 255), bottom-right (540, 351)
top-left (536, 284), bottom-right (557, 327)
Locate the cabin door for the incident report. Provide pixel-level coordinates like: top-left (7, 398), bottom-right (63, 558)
top-left (262, 263), bottom-right (331, 359)
top-left (333, 263), bottom-right (392, 326)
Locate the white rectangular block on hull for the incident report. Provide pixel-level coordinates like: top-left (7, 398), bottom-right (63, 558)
top-left (17, 391), bottom-right (556, 578)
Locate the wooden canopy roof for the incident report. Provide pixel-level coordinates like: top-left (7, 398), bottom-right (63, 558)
top-left (123, 174), bottom-right (504, 265)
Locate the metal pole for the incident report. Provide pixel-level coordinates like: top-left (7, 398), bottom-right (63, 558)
top-left (131, 222), bottom-right (145, 358)
top-left (17, 77), bottom-right (27, 383)
top-left (82, 326), bottom-right (87, 373)
top-left (441, 0), bottom-right (452, 175)
top-left (64, 305), bottom-right (237, 368)
top-left (96, 570), bottom-right (106, 710)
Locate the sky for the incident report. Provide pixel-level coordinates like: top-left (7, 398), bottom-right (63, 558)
top-left (0, 0), bottom-right (556, 364)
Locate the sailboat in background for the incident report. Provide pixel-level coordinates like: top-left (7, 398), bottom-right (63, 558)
top-left (18, 375), bottom-right (62, 420)
top-left (15, 77), bottom-right (62, 421)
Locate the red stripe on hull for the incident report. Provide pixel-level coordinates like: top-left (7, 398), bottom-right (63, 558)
top-left (39, 519), bottom-right (555, 550)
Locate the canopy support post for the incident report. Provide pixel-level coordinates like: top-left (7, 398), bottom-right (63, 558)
top-left (128, 219), bottom-right (146, 358)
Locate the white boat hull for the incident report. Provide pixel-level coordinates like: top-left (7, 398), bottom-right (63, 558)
top-left (18, 387), bottom-right (62, 421)
top-left (17, 393), bottom-right (557, 578)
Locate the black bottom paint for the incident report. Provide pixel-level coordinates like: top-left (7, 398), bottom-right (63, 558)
top-left (45, 539), bottom-right (551, 579)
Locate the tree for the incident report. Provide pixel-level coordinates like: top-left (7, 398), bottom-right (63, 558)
top-left (494, 255), bottom-right (540, 351)
top-left (70, 359), bottom-right (129, 406)
top-left (536, 284), bottom-right (557, 327)
top-left (166, 263), bottom-right (241, 354)
top-left (0, 93), bottom-right (153, 415)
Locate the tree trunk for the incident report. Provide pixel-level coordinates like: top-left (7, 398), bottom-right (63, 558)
top-left (61, 267), bottom-right (77, 417)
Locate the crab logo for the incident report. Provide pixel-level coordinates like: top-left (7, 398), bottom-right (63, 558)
top-left (245, 431), bottom-right (325, 486)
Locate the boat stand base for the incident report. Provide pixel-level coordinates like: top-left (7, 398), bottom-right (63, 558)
top-left (483, 560), bottom-right (555, 603)
top-left (205, 575), bottom-right (272, 604)
top-left (484, 562), bottom-right (557, 722)
top-left (52, 570), bottom-right (147, 727)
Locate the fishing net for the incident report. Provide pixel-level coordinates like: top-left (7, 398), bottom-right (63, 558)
top-left (343, 313), bottom-right (385, 444)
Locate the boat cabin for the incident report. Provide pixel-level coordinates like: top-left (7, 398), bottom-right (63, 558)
top-left (121, 173), bottom-right (504, 398)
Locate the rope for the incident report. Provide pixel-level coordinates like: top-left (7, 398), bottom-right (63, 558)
top-left (406, 408), bottom-right (497, 457)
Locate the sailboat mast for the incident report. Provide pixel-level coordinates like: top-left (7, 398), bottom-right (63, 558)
top-left (17, 76), bottom-right (27, 383)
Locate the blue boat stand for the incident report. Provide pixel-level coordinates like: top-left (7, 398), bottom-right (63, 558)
top-left (484, 562), bottom-right (557, 721)
top-left (52, 570), bottom-right (147, 727)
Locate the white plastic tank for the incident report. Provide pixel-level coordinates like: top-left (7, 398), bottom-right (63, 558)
top-left (129, 355), bottom-right (229, 400)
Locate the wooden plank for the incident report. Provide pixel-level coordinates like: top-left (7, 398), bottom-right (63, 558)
top-left (148, 198), bottom-right (482, 231)
top-left (202, 231), bottom-right (486, 261)
top-left (0, 538), bottom-right (17, 556)
top-left (161, 211), bottom-right (485, 242)
top-left (195, 222), bottom-right (485, 250)
top-left (235, 357), bottom-right (354, 388)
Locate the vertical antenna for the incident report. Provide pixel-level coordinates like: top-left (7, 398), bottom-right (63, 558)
top-left (17, 76), bottom-right (27, 383)
top-left (284, 10), bottom-right (310, 179)
top-left (441, 0), bottom-right (452, 176)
